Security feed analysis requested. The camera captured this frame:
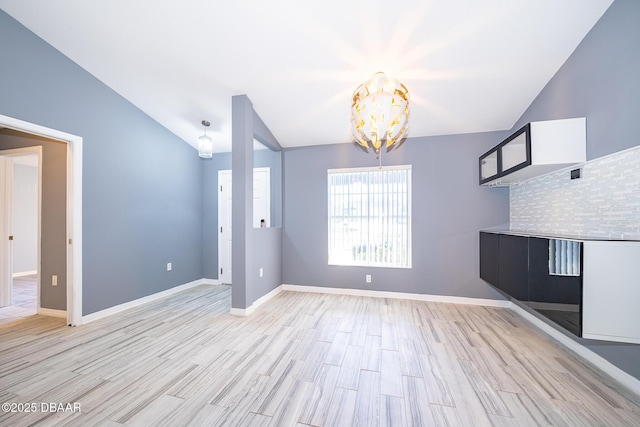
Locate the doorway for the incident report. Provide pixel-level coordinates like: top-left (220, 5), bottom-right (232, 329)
top-left (0, 114), bottom-right (83, 326)
top-left (217, 167), bottom-right (270, 285)
top-left (0, 149), bottom-right (40, 324)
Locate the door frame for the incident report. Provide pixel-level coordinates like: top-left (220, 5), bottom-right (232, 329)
top-left (0, 147), bottom-right (42, 312)
top-left (0, 114), bottom-right (83, 326)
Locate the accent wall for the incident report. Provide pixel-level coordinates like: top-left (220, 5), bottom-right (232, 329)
top-left (0, 9), bottom-right (203, 315)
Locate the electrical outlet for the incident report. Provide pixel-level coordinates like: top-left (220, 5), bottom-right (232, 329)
top-left (365, 274), bottom-right (371, 283)
top-left (52, 275), bottom-right (57, 286)
top-left (259, 268), bottom-right (264, 277)
top-left (167, 262), bottom-right (172, 271)
top-left (570, 168), bottom-right (581, 180)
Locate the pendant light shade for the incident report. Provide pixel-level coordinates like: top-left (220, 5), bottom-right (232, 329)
top-left (198, 120), bottom-right (213, 158)
top-left (351, 72), bottom-right (410, 155)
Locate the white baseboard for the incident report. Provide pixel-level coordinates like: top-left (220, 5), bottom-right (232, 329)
top-left (281, 284), bottom-right (511, 308)
top-left (81, 278), bottom-right (219, 324)
top-left (230, 285), bottom-right (284, 317)
top-left (510, 303), bottom-right (640, 397)
top-left (38, 307), bottom-right (66, 318)
top-left (13, 270), bottom-right (37, 278)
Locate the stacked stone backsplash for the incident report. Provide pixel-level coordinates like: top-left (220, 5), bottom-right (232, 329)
top-left (510, 145), bottom-right (640, 239)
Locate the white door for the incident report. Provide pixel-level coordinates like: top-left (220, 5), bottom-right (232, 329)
top-left (253, 167), bottom-right (271, 228)
top-left (0, 156), bottom-right (13, 307)
top-left (217, 168), bottom-right (270, 285)
top-left (218, 171), bottom-right (233, 284)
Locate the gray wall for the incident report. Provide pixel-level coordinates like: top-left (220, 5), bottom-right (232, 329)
top-left (508, 0), bottom-right (640, 381)
top-left (513, 0), bottom-right (639, 160)
top-left (12, 163), bottom-right (38, 274)
top-left (283, 132), bottom-right (510, 299)
top-left (231, 95), bottom-right (283, 309)
top-left (0, 131), bottom-right (67, 310)
top-left (250, 227), bottom-right (282, 304)
top-left (0, 9), bottom-right (203, 315)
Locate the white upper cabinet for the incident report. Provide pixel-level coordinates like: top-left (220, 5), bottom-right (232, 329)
top-left (479, 117), bottom-right (586, 186)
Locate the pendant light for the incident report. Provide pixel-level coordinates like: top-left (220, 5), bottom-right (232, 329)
top-left (351, 72), bottom-right (410, 167)
top-left (198, 120), bottom-right (213, 158)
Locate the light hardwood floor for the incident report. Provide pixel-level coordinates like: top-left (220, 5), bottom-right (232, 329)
top-left (0, 275), bottom-right (37, 326)
top-left (1, 284), bottom-right (639, 426)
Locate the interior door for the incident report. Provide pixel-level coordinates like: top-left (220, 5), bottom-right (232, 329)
top-left (218, 170), bottom-right (233, 284)
top-left (253, 167), bottom-right (270, 228)
top-left (217, 168), bottom-right (271, 285)
top-left (0, 156), bottom-right (14, 307)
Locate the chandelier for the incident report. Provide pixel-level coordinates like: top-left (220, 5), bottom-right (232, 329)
top-left (198, 120), bottom-right (213, 158)
top-left (351, 72), bottom-right (410, 161)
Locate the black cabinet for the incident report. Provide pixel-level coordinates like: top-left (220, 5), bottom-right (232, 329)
top-left (528, 237), bottom-right (583, 336)
top-left (480, 231), bottom-right (528, 299)
top-left (528, 237), bottom-right (582, 305)
top-left (479, 231), bottom-right (584, 337)
top-left (497, 234), bottom-right (529, 301)
top-left (479, 232), bottom-right (500, 286)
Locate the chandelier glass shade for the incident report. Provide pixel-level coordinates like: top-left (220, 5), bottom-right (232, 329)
top-left (351, 72), bottom-right (410, 154)
top-left (198, 120), bottom-right (213, 158)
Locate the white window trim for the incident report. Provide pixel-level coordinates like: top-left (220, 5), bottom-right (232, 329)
top-left (327, 165), bottom-right (412, 269)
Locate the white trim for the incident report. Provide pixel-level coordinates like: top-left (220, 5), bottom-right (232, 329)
top-left (81, 278), bottom-right (219, 324)
top-left (0, 114), bottom-right (82, 327)
top-left (38, 307), bottom-right (66, 318)
top-left (12, 270), bottom-right (37, 278)
top-left (230, 284), bottom-right (284, 317)
top-left (229, 308), bottom-right (249, 316)
top-left (510, 303), bottom-right (640, 397)
top-left (13, 270), bottom-right (38, 278)
top-left (281, 284), bottom-right (511, 308)
top-left (582, 333), bottom-right (640, 345)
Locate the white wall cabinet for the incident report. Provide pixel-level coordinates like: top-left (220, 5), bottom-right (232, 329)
top-left (479, 117), bottom-right (586, 186)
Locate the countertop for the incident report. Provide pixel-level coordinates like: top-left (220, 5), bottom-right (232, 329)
top-left (480, 228), bottom-right (640, 242)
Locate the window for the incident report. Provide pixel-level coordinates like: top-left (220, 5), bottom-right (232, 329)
top-left (328, 166), bottom-right (411, 268)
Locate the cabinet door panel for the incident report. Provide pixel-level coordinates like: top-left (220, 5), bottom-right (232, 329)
top-left (529, 237), bottom-right (582, 305)
top-left (479, 232), bottom-right (500, 286)
top-left (480, 150), bottom-right (499, 182)
top-left (498, 235), bottom-right (528, 300)
top-left (582, 242), bottom-right (640, 344)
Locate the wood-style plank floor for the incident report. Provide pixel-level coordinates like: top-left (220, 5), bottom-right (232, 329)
top-left (0, 275), bottom-right (37, 326)
top-left (1, 284), bottom-right (639, 426)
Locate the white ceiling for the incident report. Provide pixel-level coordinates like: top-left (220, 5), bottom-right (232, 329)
top-left (0, 0), bottom-right (613, 153)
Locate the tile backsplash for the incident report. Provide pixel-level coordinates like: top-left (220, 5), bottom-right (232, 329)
top-left (510, 145), bottom-right (640, 239)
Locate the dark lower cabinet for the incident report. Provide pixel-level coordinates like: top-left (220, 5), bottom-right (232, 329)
top-left (479, 231), bottom-right (584, 337)
top-left (497, 234), bottom-right (529, 301)
top-left (528, 237), bottom-right (582, 305)
top-left (528, 237), bottom-right (583, 336)
top-left (480, 232), bottom-right (528, 298)
top-left (480, 232), bottom-right (500, 286)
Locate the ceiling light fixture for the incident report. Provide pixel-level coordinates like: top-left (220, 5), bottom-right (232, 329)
top-left (351, 72), bottom-right (410, 167)
top-left (198, 120), bottom-right (213, 158)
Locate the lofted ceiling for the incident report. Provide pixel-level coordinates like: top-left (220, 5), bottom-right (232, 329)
top-left (0, 0), bottom-right (613, 153)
